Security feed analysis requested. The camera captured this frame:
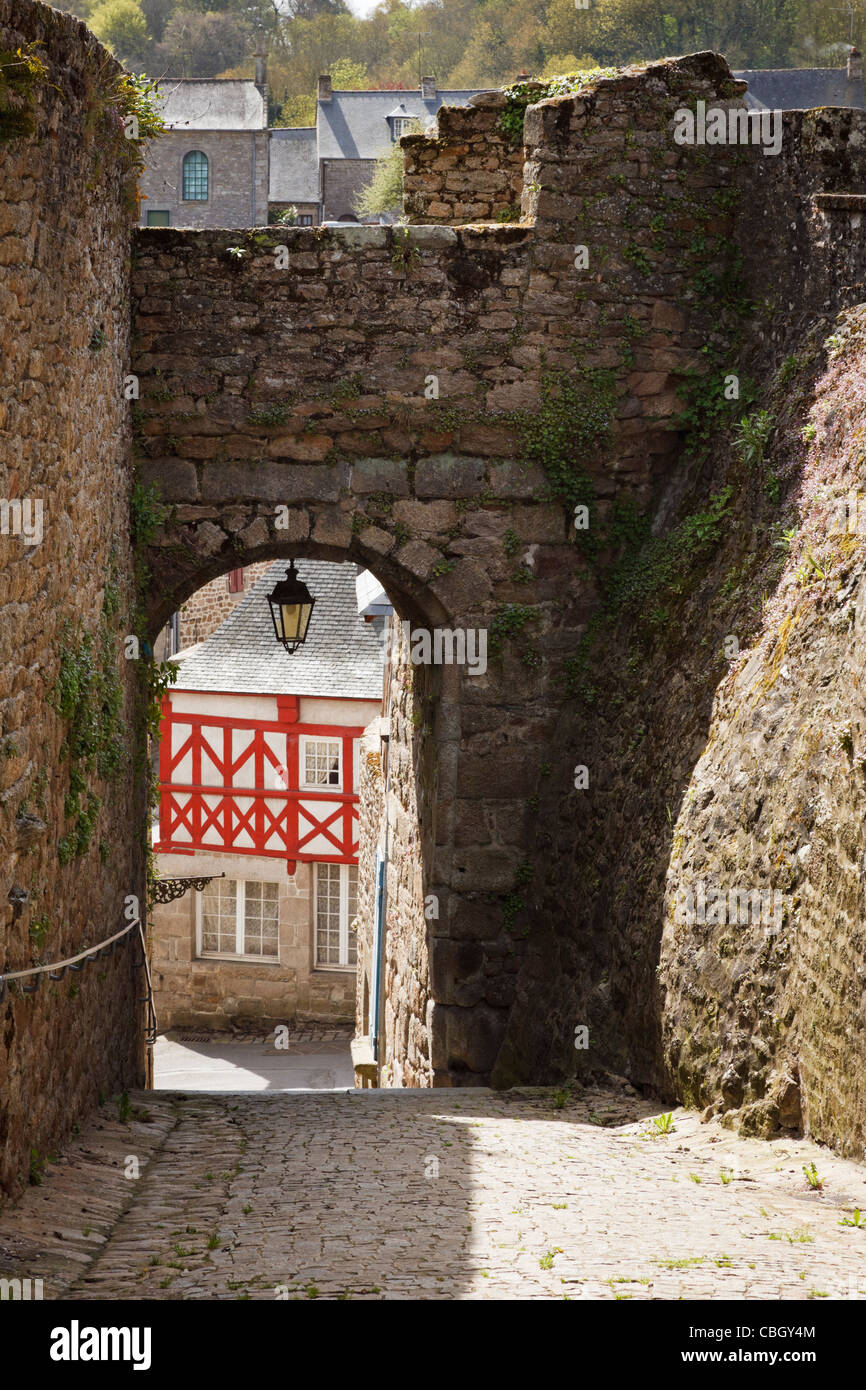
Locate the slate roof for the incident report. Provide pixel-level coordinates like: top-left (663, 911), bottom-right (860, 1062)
top-left (316, 90), bottom-right (482, 161)
top-left (269, 127), bottom-right (319, 203)
top-left (733, 68), bottom-right (865, 110)
top-left (155, 79), bottom-right (267, 131)
top-left (174, 561), bottom-right (385, 700)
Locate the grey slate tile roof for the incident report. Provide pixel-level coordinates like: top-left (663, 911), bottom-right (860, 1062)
top-left (155, 79), bottom-right (267, 131)
top-left (733, 69), bottom-right (865, 110)
top-left (269, 127), bottom-right (319, 203)
top-left (316, 90), bottom-right (482, 160)
top-left (174, 561), bottom-right (385, 700)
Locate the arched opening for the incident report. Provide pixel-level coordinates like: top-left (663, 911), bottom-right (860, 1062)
top-left (144, 545), bottom-right (455, 1092)
top-left (181, 150), bottom-right (209, 202)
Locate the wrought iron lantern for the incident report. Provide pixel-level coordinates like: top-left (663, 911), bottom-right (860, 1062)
top-left (266, 560), bottom-right (315, 653)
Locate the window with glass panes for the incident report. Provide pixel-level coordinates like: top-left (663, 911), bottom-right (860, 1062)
top-left (315, 863), bottom-right (358, 968)
top-left (302, 738), bottom-right (341, 789)
top-left (199, 878), bottom-right (278, 959)
top-left (182, 150), bottom-right (209, 200)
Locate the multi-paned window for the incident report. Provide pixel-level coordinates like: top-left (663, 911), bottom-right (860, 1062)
top-left (302, 737), bottom-right (341, 790)
top-left (298, 215), bottom-right (313, 226)
top-left (315, 863), bottom-right (357, 968)
top-left (182, 150), bottom-right (209, 201)
top-left (390, 116), bottom-right (415, 140)
top-left (199, 878), bottom-right (278, 959)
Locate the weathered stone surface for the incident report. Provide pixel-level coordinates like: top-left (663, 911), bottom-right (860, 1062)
top-left (0, 0), bottom-right (146, 1198)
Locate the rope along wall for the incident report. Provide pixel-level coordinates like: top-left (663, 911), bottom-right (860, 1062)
top-left (0, 919), bottom-right (158, 1045)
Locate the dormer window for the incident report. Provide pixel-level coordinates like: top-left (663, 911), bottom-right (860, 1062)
top-left (386, 105), bottom-right (419, 141)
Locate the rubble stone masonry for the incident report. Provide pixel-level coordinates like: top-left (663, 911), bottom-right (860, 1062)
top-left (0, 0), bottom-right (145, 1195)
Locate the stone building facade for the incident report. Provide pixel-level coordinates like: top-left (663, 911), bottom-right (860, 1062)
top-left (139, 80), bottom-right (269, 228)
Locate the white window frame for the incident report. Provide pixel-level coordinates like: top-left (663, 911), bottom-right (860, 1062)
top-left (196, 878), bottom-right (280, 962)
top-left (314, 862), bottom-right (358, 971)
top-left (300, 735), bottom-right (342, 792)
top-left (391, 117), bottom-right (415, 140)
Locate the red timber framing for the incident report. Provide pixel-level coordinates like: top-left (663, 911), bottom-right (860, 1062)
top-left (156, 692), bottom-right (367, 873)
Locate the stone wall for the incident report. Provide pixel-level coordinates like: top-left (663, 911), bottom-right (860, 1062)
top-left (354, 620), bottom-right (436, 1087)
top-left (321, 157), bottom-right (375, 222)
top-left (658, 307), bottom-right (866, 1154)
top-left (489, 73), bottom-right (866, 1152)
top-left (139, 129), bottom-right (269, 229)
top-left (130, 53), bottom-right (775, 1088)
top-left (0, 0), bottom-right (145, 1194)
top-left (153, 853), bottom-right (355, 1028)
top-left (403, 92), bottom-right (526, 225)
top-left (177, 560), bottom-right (270, 649)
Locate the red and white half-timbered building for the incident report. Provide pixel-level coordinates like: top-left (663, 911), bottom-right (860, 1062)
top-left (151, 560), bottom-right (385, 1030)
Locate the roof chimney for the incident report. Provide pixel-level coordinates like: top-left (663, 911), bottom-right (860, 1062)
top-left (848, 46), bottom-right (862, 82)
top-left (420, 75), bottom-right (436, 99)
top-left (318, 73), bottom-right (332, 102)
top-left (254, 45), bottom-right (267, 91)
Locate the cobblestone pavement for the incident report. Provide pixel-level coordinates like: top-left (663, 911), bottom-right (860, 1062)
top-left (3, 1083), bottom-right (866, 1300)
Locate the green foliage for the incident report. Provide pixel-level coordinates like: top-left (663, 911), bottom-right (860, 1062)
top-left (503, 858), bottom-right (533, 932)
top-left (29, 914), bottom-right (50, 951)
top-left (53, 580), bottom-right (127, 865)
top-left (488, 604), bottom-right (539, 658)
top-left (0, 42), bottom-right (52, 141)
top-left (248, 401), bottom-right (292, 426)
top-left (605, 488), bottom-right (734, 619)
top-left (503, 527), bottom-right (521, 558)
top-left (355, 122), bottom-right (417, 218)
top-left (623, 242), bottom-right (651, 276)
top-left (88, 0), bottom-right (149, 64)
top-left (499, 70), bottom-right (619, 144)
top-left (673, 363), bottom-right (756, 459)
top-left (130, 480), bottom-right (168, 548)
top-left (519, 367), bottom-right (615, 516)
top-left (329, 57), bottom-right (369, 88)
top-left (734, 409), bottom-right (775, 468)
top-left (803, 1162), bottom-right (823, 1191)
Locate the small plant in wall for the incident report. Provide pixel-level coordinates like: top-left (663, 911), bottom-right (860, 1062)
top-left (226, 246), bottom-right (249, 261)
top-left (734, 409), bottom-right (774, 468)
top-left (803, 1162), bottom-right (824, 1192)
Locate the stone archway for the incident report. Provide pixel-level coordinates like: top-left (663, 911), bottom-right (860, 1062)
top-left (143, 524), bottom-right (500, 1085)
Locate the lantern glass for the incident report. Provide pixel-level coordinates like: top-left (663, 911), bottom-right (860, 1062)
top-left (267, 562), bottom-right (315, 653)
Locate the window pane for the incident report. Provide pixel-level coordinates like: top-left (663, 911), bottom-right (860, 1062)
top-left (305, 740), bottom-right (341, 787)
top-left (242, 879), bottom-right (279, 958)
top-left (316, 862), bottom-right (342, 966)
top-left (347, 865), bottom-right (358, 966)
top-left (183, 151), bottom-right (209, 201)
top-left (201, 879), bottom-right (237, 954)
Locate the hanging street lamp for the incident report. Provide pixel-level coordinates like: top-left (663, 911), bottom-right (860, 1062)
top-left (266, 560), bottom-right (316, 653)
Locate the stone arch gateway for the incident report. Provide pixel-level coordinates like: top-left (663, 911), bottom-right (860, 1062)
top-left (10, 0), bottom-right (866, 1190)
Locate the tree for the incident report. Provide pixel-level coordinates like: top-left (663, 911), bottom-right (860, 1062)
top-left (354, 119), bottom-right (418, 218)
top-left (156, 10), bottom-right (251, 75)
top-left (330, 56), bottom-right (369, 87)
top-left (88, 0), bottom-right (151, 63)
